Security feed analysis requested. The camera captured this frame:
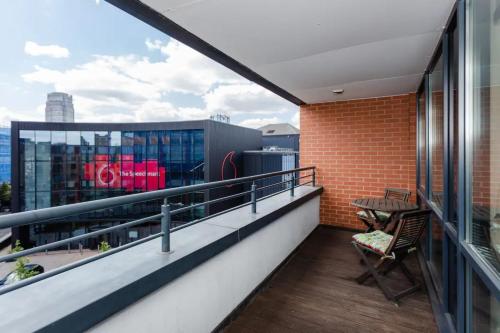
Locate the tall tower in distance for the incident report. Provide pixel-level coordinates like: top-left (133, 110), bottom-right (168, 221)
top-left (45, 92), bottom-right (75, 123)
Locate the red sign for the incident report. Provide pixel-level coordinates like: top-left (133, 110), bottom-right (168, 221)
top-left (84, 155), bottom-right (166, 192)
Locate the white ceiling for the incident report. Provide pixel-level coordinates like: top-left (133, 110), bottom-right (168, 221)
top-left (140, 0), bottom-right (455, 104)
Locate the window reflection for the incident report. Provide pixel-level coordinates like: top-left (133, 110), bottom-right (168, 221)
top-left (448, 239), bottom-right (457, 325)
top-left (431, 55), bottom-right (444, 209)
top-left (430, 214), bottom-right (443, 289)
top-left (471, 0), bottom-right (500, 272)
top-left (451, 22), bottom-right (459, 225)
top-left (19, 129), bottom-right (205, 242)
top-left (35, 131), bottom-right (51, 161)
top-left (472, 271), bottom-right (500, 332)
top-left (20, 130), bottom-right (35, 161)
top-left (419, 92), bottom-right (427, 192)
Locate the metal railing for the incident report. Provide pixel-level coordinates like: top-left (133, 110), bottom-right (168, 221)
top-left (0, 166), bottom-right (316, 294)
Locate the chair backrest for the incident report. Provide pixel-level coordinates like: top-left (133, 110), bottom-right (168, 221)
top-left (385, 210), bottom-right (431, 254)
top-left (384, 188), bottom-right (411, 202)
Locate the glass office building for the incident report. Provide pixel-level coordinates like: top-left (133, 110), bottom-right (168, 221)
top-left (11, 120), bottom-right (262, 247)
top-left (18, 129), bottom-right (204, 210)
top-left (0, 127), bottom-right (10, 183)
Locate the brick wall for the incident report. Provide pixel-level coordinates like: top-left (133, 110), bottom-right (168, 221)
top-left (300, 94), bottom-right (417, 230)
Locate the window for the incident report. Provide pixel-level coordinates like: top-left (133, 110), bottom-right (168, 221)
top-left (447, 239), bottom-right (457, 325)
top-left (146, 131), bottom-right (158, 160)
top-left (430, 214), bottom-right (443, 290)
top-left (430, 55), bottom-right (444, 209)
top-left (450, 22), bottom-right (459, 225)
top-left (418, 91), bottom-right (427, 192)
top-left (36, 192), bottom-right (51, 209)
top-left (20, 130), bottom-right (35, 161)
top-left (36, 161), bottom-right (51, 192)
top-left (470, 0), bottom-right (500, 272)
top-left (109, 131), bottom-right (121, 162)
top-left (35, 131), bottom-right (51, 161)
top-left (80, 131), bottom-right (95, 162)
top-left (95, 131), bottom-right (109, 158)
top-left (66, 131), bottom-right (81, 162)
top-left (22, 161), bottom-right (35, 192)
top-left (472, 271), bottom-right (500, 332)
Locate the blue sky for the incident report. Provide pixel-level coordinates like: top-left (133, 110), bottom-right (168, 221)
top-left (0, 0), bottom-right (298, 128)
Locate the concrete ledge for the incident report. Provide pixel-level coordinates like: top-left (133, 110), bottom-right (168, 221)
top-left (0, 186), bottom-right (322, 333)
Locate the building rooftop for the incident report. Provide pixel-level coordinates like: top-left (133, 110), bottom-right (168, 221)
top-left (258, 123), bottom-right (300, 136)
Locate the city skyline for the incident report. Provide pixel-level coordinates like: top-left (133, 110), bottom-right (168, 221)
top-left (0, 0), bottom-right (298, 129)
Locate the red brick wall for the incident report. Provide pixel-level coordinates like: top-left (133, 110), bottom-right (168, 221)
top-left (300, 94), bottom-right (417, 230)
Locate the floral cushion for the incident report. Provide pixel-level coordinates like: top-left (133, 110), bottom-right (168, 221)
top-left (352, 230), bottom-right (393, 254)
top-left (356, 210), bottom-right (391, 222)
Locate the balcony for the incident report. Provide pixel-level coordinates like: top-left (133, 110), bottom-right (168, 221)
top-left (225, 227), bottom-right (436, 333)
top-left (3, 0), bottom-right (495, 332)
top-left (0, 167), bottom-right (439, 332)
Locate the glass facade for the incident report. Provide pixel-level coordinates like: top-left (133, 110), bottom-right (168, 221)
top-left (0, 128), bottom-right (10, 184)
top-left (470, 0), bottom-right (500, 273)
top-left (430, 55), bottom-right (444, 210)
top-left (417, 2), bottom-right (500, 332)
top-left (430, 214), bottom-right (444, 290)
top-left (18, 129), bottom-right (205, 247)
top-left (418, 92), bottom-right (427, 193)
top-left (472, 271), bottom-right (499, 333)
top-left (451, 21), bottom-right (460, 225)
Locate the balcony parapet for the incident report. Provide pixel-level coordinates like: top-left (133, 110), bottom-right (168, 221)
top-left (0, 185), bottom-right (322, 332)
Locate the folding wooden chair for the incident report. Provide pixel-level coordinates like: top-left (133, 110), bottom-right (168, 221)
top-left (356, 188), bottom-right (411, 232)
top-left (351, 209), bottom-right (430, 305)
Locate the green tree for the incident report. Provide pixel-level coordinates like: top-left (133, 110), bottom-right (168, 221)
top-left (0, 182), bottom-right (11, 208)
top-left (98, 241), bottom-right (112, 253)
top-left (10, 240), bottom-right (39, 280)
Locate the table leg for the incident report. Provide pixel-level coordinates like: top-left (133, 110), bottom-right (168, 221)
top-left (383, 212), bottom-right (399, 233)
top-left (368, 209), bottom-right (385, 230)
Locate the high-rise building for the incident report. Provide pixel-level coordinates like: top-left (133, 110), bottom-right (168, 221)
top-left (45, 92), bottom-right (75, 123)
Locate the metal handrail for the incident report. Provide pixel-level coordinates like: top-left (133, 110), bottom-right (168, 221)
top-left (0, 166), bottom-right (314, 229)
top-left (0, 166), bottom-right (316, 295)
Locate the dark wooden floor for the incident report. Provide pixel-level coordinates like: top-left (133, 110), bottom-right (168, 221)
top-left (224, 227), bottom-right (437, 333)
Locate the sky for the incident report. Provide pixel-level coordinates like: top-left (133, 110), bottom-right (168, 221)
top-left (0, 0), bottom-right (298, 129)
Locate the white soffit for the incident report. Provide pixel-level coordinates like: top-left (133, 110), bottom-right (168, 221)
top-left (141, 0), bottom-right (455, 104)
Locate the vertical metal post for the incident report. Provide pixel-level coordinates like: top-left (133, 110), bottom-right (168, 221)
top-left (161, 198), bottom-right (171, 252)
top-left (312, 169), bottom-right (316, 187)
top-left (251, 182), bottom-right (257, 214)
top-left (290, 173), bottom-right (295, 196)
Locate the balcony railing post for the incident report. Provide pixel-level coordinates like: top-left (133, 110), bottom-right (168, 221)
top-left (290, 173), bottom-right (295, 197)
top-left (312, 168), bottom-right (316, 187)
top-left (161, 198), bottom-right (171, 252)
top-left (251, 182), bottom-right (257, 214)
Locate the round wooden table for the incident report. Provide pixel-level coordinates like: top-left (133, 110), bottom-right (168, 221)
top-left (351, 198), bottom-right (419, 231)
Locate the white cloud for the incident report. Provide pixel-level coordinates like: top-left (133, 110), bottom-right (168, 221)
top-left (0, 105), bottom-right (44, 127)
top-left (291, 111), bottom-right (300, 128)
top-left (204, 84), bottom-right (294, 116)
top-left (238, 117), bottom-right (280, 129)
top-left (21, 39), bottom-right (297, 124)
top-left (145, 38), bottom-right (163, 51)
top-left (24, 41), bottom-right (69, 58)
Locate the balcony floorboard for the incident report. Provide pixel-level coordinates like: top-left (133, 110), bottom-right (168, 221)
top-left (224, 226), bottom-right (437, 333)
